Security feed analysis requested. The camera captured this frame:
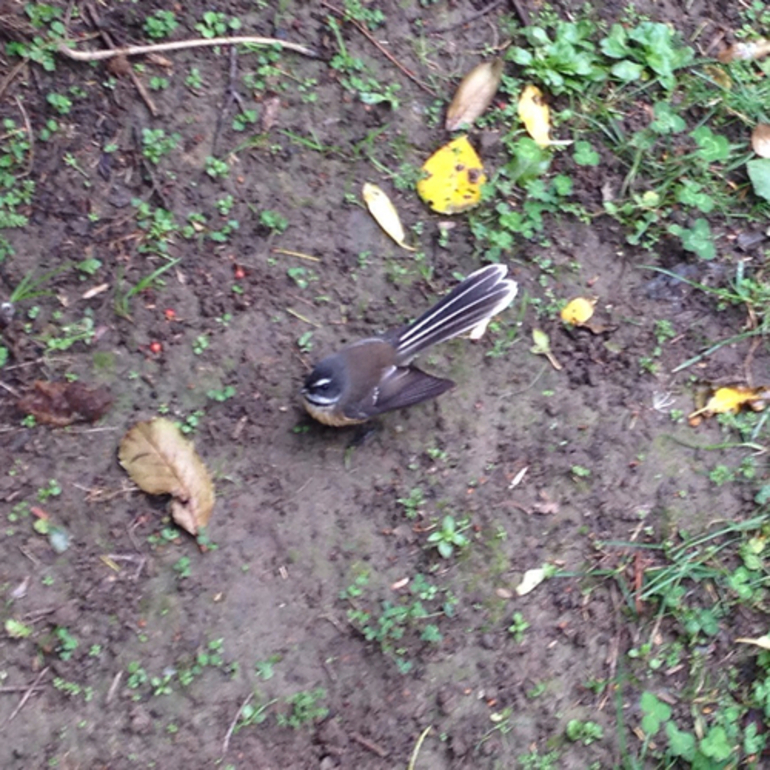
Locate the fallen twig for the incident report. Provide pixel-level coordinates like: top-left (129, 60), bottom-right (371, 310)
top-left (7, 666), bottom-right (49, 723)
top-left (350, 731), bottom-right (389, 758)
top-left (212, 45), bottom-right (246, 156)
top-left (222, 692), bottom-right (253, 755)
top-left (13, 96), bottom-right (34, 177)
top-left (427, 0), bottom-right (507, 34)
top-left (84, 3), bottom-right (157, 116)
top-left (57, 35), bottom-right (319, 63)
top-left (321, 1), bottom-right (437, 96)
top-left (0, 59), bottom-right (26, 100)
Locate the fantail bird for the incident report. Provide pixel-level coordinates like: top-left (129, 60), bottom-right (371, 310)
top-left (301, 264), bottom-right (518, 426)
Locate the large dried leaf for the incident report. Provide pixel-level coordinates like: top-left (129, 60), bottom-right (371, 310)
top-left (362, 183), bottom-right (415, 251)
top-left (446, 59), bottom-right (503, 132)
top-left (118, 418), bottom-right (215, 535)
top-left (416, 136), bottom-right (486, 214)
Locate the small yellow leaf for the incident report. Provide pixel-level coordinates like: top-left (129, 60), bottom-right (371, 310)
top-left (561, 297), bottom-right (596, 326)
top-left (118, 418), bottom-right (215, 536)
top-left (689, 386), bottom-right (767, 419)
top-left (362, 183), bottom-right (415, 251)
top-left (446, 59), bottom-right (504, 132)
top-left (752, 124), bottom-right (770, 158)
top-left (416, 136), bottom-right (486, 215)
top-left (518, 85), bottom-right (550, 147)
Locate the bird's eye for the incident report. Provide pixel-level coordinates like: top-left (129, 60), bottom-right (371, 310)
top-left (311, 377), bottom-right (332, 391)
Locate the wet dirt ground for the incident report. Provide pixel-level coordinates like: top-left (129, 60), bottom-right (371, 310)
top-left (0, 1), bottom-right (768, 768)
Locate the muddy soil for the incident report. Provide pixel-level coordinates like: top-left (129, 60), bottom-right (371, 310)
top-left (0, 1), bottom-right (767, 769)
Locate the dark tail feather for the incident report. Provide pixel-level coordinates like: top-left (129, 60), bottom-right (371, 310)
top-left (394, 265), bottom-right (517, 361)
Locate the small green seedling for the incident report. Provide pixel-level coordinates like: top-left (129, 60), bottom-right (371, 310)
top-left (427, 515), bottom-right (470, 559)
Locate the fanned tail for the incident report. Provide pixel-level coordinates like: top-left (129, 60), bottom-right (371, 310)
top-left (394, 265), bottom-right (517, 362)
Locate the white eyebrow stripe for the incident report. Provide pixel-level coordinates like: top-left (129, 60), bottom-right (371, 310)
top-left (311, 377), bottom-right (331, 387)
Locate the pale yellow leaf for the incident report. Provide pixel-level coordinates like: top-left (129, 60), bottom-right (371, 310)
top-left (736, 635), bottom-right (770, 651)
top-left (118, 418), bottom-right (215, 536)
top-left (530, 328), bottom-right (563, 370)
top-left (752, 124), bottom-right (770, 158)
top-left (446, 59), bottom-right (504, 132)
top-left (518, 85), bottom-right (550, 147)
top-left (561, 297), bottom-right (596, 325)
top-left (516, 566), bottom-right (548, 596)
top-left (362, 183), bottom-right (415, 251)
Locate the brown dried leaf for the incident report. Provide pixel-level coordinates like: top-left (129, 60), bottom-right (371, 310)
top-left (17, 380), bottom-right (112, 426)
top-left (751, 123), bottom-right (770, 158)
top-left (118, 418), bottom-right (215, 536)
top-left (446, 59), bottom-right (503, 132)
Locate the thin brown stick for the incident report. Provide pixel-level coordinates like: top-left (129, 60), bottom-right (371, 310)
top-left (84, 3), bottom-right (157, 115)
top-left (57, 35), bottom-right (318, 63)
top-left (222, 692), bottom-right (253, 755)
top-left (350, 731), bottom-right (389, 757)
top-left (13, 96), bottom-right (34, 178)
top-left (0, 685), bottom-right (44, 694)
top-left (321, 1), bottom-right (437, 96)
top-left (0, 59), bottom-right (26, 100)
top-left (427, 0), bottom-right (507, 34)
top-left (6, 666), bottom-right (49, 723)
top-left (0, 381), bottom-right (21, 398)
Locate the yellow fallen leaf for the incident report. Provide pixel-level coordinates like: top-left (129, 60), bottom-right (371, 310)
top-left (446, 59), bottom-right (504, 132)
top-left (689, 386), bottom-right (768, 419)
top-left (362, 183), bottom-right (415, 251)
top-left (416, 136), bottom-right (486, 215)
top-left (561, 297), bottom-right (596, 326)
top-left (118, 418), bottom-right (215, 536)
top-left (736, 635), bottom-right (770, 651)
top-left (518, 85), bottom-right (550, 147)
top-left (752, 124), bottom-right (770, 158)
